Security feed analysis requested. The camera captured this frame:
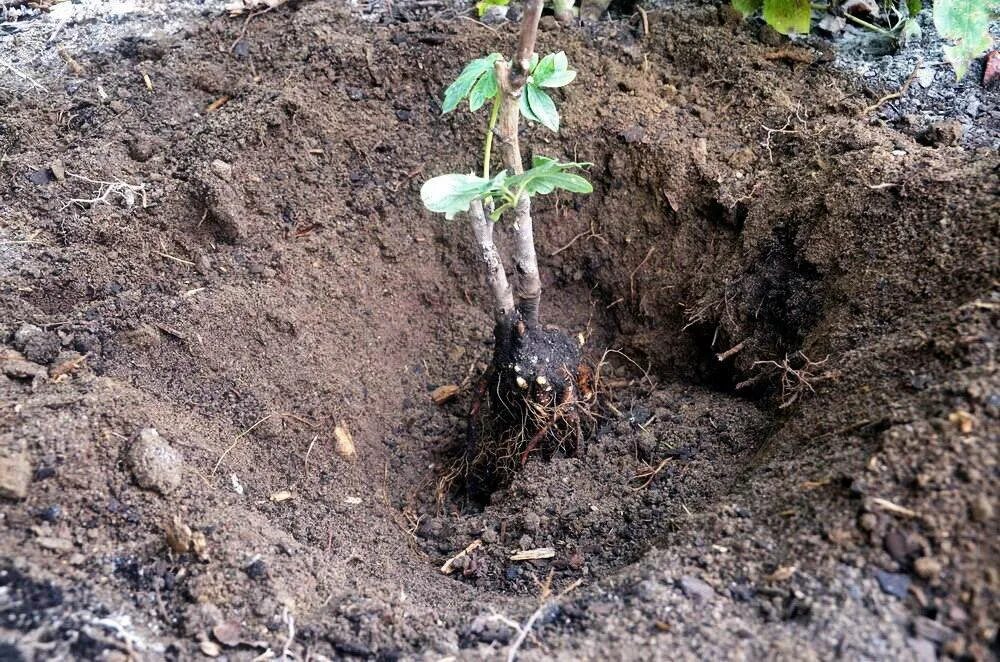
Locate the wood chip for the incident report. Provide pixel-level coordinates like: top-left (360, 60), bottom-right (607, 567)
top-left (509, 547), bottom-right (556, 561)
top-left (948, 410), bottom-right (975, 433)
top-left (440, 539), bottom-right (482, 574)
top-left (430, 384), bottom-right (460, 405)
top-left (334, 424), bottom-right (355, 459)
top-left (270, 490), bottom-right (293, 502)
top-left (870, 497), bottom-right (918, 519)
top-left (764, 565), bottom-right (797, 582)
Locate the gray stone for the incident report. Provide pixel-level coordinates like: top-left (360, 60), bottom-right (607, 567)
top-left (128, 428), bottom-right (183, 495)
top-left (678, 575), bottom-right (715, 602)
top-left (874, 569), bottom-right (910, 599)
top-left (0, 451), bottom-right (31, 500)
top-left (13, 323), bottom-right (42, 350)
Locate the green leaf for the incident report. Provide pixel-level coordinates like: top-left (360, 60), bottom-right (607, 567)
top-left (468, 69), bottom-right (499, 112)
top-left (762, 0), bottom-right (811, 34)
top-left (441, 53), bottom-right (502, 114)
top-left (906, 0), bottom-right (922, 16)
top-left (533, 51), bottom-right (577, 88)
top-left (933, 0), bottom-right (995, 79)
top-left (475, 0), bottom-right (509, 16)
top-left (539, 70), bottom-right (577, 88)
top-left (519, 92), bottom-right (541, 124)
top-left (420, 173), bottom-right (492, 220)
top-left (732, 0), bottom-right (762, 17)
top-left (524, 84), bottom-right (560, 132)
top-left (506, 157), bottom-right (593, 197)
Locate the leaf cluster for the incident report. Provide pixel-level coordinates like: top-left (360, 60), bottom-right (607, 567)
top-left (421, 157), bottom-right (592, 220)
top-left (440, 51), bottom-right (577, 131)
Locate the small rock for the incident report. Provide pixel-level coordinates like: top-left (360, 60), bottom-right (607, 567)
top-left (127, 428), bottom-right (183, 495)
top-left (346, 87), bottom-right (365, 101)
top-left (874, 569), bottom-right (910, 599)
top-left (210, 159), bottom-right (233, 182)
top-left (51, 160), bottom-right (65, 182)
top-left (678, 575), bottom-right (715, 602)
top-left (36, 505), bottom-right (62, 523)
top-left (970, 494), bottom-right (993, 522)
top-left (13, 323), bottom-right (42, 349)
top-left (915, 68), bottom-right (935, 89)
top-left (199, 640), bottom-right (221, 657)
top-left (538, 15), bottom-right (559, 31)
top-left (907, 637), bottom-right (936, 662)
top-left (858, 513), bottom-right (878, 532)
top-left (26, 168), bottom-right (52, 185)
top-left (212, 620), bottom-right (242, 647)
top-left (36, 537), bottom-right (74, 552)
top-left (883, 529), bottom-right (912, 565)
top-left (244, 559), bottom-right (268, 580)
top-left (395, 109), bottom-right (412, 122)
top-left (913, 557), bottom-right (941, 580)
top-left (817, 14), bottom-right (846, 34)
top-left (621, 125), bottom-right (646, 144)
top-left (0, 451), bottom-right (32, 500)
top-left (913, 616), bottom-right (957, 644)
top-left (22, 332), bottom-right (61, 365)
top-left (480, 5), bottom-right (508, 23)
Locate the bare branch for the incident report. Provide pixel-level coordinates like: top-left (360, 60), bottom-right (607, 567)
top-left (495, 3), bottom-right (544, 327)
top-left (469, 199), bottom-right (515, 323)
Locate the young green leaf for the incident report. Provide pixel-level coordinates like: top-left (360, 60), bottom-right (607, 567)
top-left (524, 85), bottom-right (560, 132)
top-left (420, 173), bottom-right (492, 220)
top-left (519, 92), bottom-right (541, 124)
top-left (468, 69), bottom-right (499, 112)
top-left (762, 0), bottom-right (811, 34)
top-left (933, 0), bottom-right (995, 79)
top-left (441, 53), bottom-right (502, 114)
top-left (507, 157), bottom-right (592, 196)
top-left (905, 0), bottom-right (921, 15)
top-left (732, 0), bottom-right (762, 18)
top-left (532, 51), bottom-right (577, 88)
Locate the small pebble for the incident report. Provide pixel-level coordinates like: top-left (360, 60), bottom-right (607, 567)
top-left (913, 557), bottom-right (941, 580)
top-left (970, 494), bottom-right (993, 522)
top-left (244, 559), bottom-right (268, 580)
top-left (874, 569), bottom-right (910, 599)
top-left (0, 451), bottom-right (32, 500)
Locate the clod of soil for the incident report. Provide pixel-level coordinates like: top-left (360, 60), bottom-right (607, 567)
top-left (127, 428), bottom-right (184, 495)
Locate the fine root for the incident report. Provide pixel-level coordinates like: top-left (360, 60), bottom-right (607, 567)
top-left (747, 351), bottom-right (831, 408)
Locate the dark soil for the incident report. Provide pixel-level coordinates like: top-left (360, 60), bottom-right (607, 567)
top-left (1, 2), bottom-right (998, 660)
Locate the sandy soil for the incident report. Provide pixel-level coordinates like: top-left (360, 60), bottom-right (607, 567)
top-left (1, 1), bottom-right (998, 660)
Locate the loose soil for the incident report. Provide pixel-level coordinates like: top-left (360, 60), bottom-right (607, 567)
top-left (1, 2), bottom-right (998, 660)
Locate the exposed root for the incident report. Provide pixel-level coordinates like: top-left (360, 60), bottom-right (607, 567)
top-left (436, 316), bottom-right (599, 502)
top-left (750, 351), bottom-right (832, 408)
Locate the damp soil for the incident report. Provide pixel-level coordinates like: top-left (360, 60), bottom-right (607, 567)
top-left (1, 2), bottom-right (998, 660)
